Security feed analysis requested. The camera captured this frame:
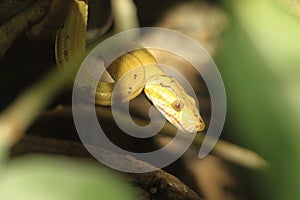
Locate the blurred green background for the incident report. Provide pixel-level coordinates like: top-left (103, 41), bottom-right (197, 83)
top-left (218, 0), bottom-right (300, 199)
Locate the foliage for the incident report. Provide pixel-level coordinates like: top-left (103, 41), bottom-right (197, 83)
top-left (218, 0), bottom-right (300, 199)
top-left (0, 155), bottom-right (139, 200)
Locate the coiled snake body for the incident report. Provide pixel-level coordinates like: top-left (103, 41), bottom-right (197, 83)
top-left (55, 0), bottom-right (205, 133)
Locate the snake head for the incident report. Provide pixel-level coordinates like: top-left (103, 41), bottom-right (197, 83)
top-left (144, 75), bottom-right (205, 133)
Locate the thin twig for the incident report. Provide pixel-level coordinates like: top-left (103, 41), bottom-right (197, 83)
top-left (110, 0), bottom-right (139, 33)
top-left (42, 106), bottom-right (269, 169)
top-left (193, 134), bottom-right (269, 169)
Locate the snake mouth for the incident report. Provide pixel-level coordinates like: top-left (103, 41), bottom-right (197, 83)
top-left (162, 111), bottom-right (189, 133)
top-left (197, 121), bottom-right (205, 132)
top-left (155, 106), bottom-right (182, 132)
top-left (166, 112), bottom-right (203, 133)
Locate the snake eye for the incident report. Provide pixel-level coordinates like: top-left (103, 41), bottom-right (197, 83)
top-left (172, 99), bottom-right (184, 111)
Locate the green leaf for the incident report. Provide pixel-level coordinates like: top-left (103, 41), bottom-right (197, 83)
top-left (218, 0), bottom-right (300, 199)
top-left (0, 155), bottom-right (139, 200)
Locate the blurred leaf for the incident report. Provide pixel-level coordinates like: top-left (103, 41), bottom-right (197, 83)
top-left (0, 155), bottom-right (139, 200)
top-left (218, 0), bottom-right (300, 199)
top-left (0, 133), bottom-right (10, 169)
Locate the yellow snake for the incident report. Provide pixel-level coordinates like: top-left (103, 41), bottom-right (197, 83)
top-left (55, 0), bottom-right (205, 133)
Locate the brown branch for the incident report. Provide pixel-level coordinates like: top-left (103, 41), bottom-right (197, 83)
top-left (0, 0), bottom-right (50, 58)
top-left (12, 135), bottom-right (204, 200)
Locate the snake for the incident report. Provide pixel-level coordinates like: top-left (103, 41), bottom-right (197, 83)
top-left (55, 0), bottom-right (205, 133)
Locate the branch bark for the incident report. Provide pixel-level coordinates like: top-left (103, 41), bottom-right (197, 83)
top-left (12, 135), bottom-right (204, 200)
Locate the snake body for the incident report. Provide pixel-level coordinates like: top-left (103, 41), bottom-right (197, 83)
top-left (55, 0), bottom-right (205, 133)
